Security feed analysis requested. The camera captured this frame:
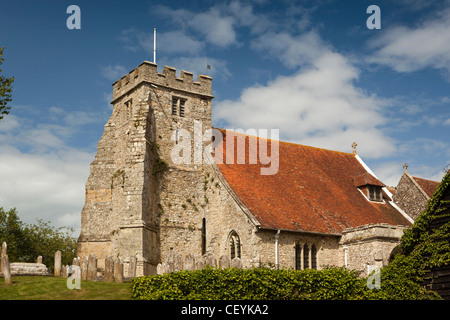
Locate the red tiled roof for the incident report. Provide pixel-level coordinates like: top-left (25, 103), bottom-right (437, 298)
top-left (413, 176), bottom-right (440, 198)
top-left (353, 172), bottom-right (385, 188)
top-left (214, 129), bottom-right (412, 235)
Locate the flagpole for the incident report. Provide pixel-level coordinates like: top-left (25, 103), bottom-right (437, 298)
top-left (153, 28), bottom-right (156, 64)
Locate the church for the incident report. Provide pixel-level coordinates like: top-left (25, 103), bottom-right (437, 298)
top-left (77, 61), bottom-right (414, 277)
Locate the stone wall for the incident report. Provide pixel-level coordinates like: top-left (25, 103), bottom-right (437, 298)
top-left (340, 223), bottom-right (407, 276)
top-left (394, 172), bottom-right (429, 220)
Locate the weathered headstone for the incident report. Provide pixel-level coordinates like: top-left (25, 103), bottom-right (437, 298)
top-left (219, 255), bottom-right (230, 268)
top-left (128, 255), bottom-right (137, 278)
top-left (114, 257), bottom-right (123, 283)
top-left (36, 255), bottom-right (43, 264)
top-left (204, 253), bottom-right (217, 267)
top-left (231, 257), bottom-right (242, 269)
top-left (54, 250), bottom-right (62, 276)
top-left (104, 256), bottom-right (114, 282)
top-left (156, 263), bottom-right (164, 275)
top-left (1, 242), bottom-right (7, 272)
top-left (184, 254), bottom-right (195, 271)
top-left (61, 265), bottom-right (68, 277)
top-left (2, 253), bottom-right (11, 285)
top-left (87, 254), bottom-right (97, 281)
top-left (174, 253), bottom-right (183, 272)
top-left (81, 256), bottom-right (88, 280)
top-left (195, 260), bottom-right (205, 270)
top-left (166, 251), bottom-right (176, 273)
top-left (72, 257), bottom-right (80, 267)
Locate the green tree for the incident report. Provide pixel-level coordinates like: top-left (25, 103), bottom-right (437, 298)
top-left (0, 47), bottom-right (14, 121)
top-left (0, 207), bottom-right (77, 268)
top-left (0, 207), bottom-right (32, 261)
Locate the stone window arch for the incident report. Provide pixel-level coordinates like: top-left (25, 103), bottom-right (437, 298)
top-left (228, 230), bottom-right (241, 260)
top-left (294, 242), bottom-right (319, 270)
top-left (303, 243), bottom-right (309, 269)
top-left (311, 244), bottom-right (317, 269)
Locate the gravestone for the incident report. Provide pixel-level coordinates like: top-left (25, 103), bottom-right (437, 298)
top-left (219, 255), bottom-right (230, 268)
top-left (204, 253), bottom-right (217, 267)
top-left (61, 265), bottom-right (68, 277)
top-left (36, 256), bottom-right (43, 264)
top-left (104, 256), bottom-right (114, 282)
top-left (1, 242), bottom-right (7, 272)
top-left (114, 257), bottom-right (123, 283)
top-left (54, 251), bottom-right (62, 276)
top-left (2, 253), bottom-right (11, 285)
top-left (231, 257), bottom-right (242, 268)
top-left (81, 256), bottom-right (88, 280)
top-left (128, 255), bottom-right (137, 278)
top-left (87, 254), bottom-right (97, 281)
top-left (184, 254), bottom-right (195, 271)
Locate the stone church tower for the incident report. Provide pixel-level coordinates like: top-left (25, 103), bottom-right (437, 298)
top-left (77, 61), bottom-right (213, 276)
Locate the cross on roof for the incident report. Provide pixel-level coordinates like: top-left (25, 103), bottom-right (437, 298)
top-left (351, 142), bottom-right (357, 155)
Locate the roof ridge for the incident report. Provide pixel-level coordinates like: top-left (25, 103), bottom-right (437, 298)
top-left (412, 176), bottom-right (440, 184)
top-left (213, 127), bottom-right (354, 156)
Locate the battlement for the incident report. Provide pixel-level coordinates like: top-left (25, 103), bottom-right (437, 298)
top-left (112, 61), bottom-right (213, 102)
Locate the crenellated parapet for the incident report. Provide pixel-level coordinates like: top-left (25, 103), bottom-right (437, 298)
top-left (112, 61), bottom-right (213, 102)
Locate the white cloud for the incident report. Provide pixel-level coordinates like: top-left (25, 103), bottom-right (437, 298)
top-left (0, 145), bottom-right (92, 237)
top-left (215, 31), bottom-right (395, 159)
top-left (100, 65), bottom-right (128, 82)
top-left (368, 8), bottom-right (450, 75)
top-left (252, 31), bottom-right (331, 69)
top-left (0, 107), bottom-right (102, 236)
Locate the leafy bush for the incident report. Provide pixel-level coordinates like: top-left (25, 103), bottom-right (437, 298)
top-left (131, 264), bottom-right (441, 300)
top-left (131, 266), bottom-right (371, 300)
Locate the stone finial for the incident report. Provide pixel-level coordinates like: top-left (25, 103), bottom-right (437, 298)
top-left (403, 163), bottom-right (408, 172)
top-left (351, 142), bottom-right (357, 155)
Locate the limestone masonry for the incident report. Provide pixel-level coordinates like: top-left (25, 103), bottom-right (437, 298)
top-left (78, 61), bottom-right (413, 277)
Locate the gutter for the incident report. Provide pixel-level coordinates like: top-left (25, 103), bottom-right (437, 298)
top-left (274, 230), bottom-right (280, 268)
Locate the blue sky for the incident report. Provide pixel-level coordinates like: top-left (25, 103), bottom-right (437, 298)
top-left (0, 0), bottom-right (449, 235)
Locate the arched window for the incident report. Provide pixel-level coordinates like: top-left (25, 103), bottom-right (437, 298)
top-left (295, 243), bottom-right (302, 270)
top-left (228, 231), bottom-right (241, 260)
top-left (303, 243), bottom-right (309, 269)
top-left (311, 244), bottom-right (317, 269)
top-left (201, 218), bottom-right (206, 255)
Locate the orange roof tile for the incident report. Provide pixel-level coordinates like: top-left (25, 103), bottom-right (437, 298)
top-left (214, 129), bottom-right (411, 234)
top-left (353, 172), bottom-right (385, 188)
top-left (413, 176), bottom-right (440, 198)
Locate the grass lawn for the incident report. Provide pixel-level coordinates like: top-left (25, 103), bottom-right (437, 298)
top-left (0, 276), bottom-right (132, 300)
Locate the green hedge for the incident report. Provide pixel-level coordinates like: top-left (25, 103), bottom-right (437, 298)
top-left (131, 267), bottom-right (366, 300)
top-left (130, 266), bottom-right (439, 300)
